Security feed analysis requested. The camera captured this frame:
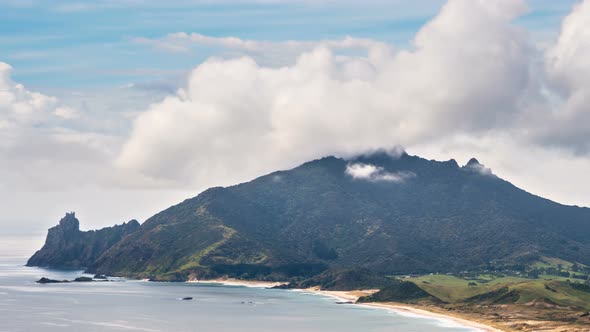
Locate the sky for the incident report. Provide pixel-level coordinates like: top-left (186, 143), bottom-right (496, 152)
top-left (1, 0), bottom-right (589, 234)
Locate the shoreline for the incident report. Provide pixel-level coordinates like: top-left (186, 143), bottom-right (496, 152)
top-left (300, 288), bottom-right (504, 332)
top-left (362, 303), bottom-right (504, 332)
top-left (187, 278), bottom-right (287, 288)
top-left (189, 279), bottom-right (504, 332)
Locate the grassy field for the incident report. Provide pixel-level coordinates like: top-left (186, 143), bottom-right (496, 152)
top-left (403, 274), bottom-right (590, 310)
top-left (408, 275), bottom-right (525, 302)
top-left (531, 256), bottom-right (589, 271)
top-left (380, 259), bottom-right (590, 330)
top-left (512, 280), bottom-right (590, 309)
top-left (364, 273), bottom-right (590, 331)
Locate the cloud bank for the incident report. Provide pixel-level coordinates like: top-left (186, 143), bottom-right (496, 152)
top-left (0, 62), bottom-right (197, 231)
top-left (543, 0), bottom-right (590, 154)
top-left (136, 33), bottom-right (391, 53)
top-left (0, 62), bottom-right (59, 127)
top-left (119, 0), bottom-right (583, 188)
top-left (0, 62), bottom-right (117, 189)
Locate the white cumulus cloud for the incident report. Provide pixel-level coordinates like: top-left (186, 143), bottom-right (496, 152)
top-left (54, 106), bottom-right (79, 119)
top-left (0, 62), bottom-right (59, 126)
top-left (135, 32), bottom-right (392, 54)
top-left (345, 163), bottom-right (415, 182)
top-left (118, 0), bottom-right (537, 188)
top-left (542, 0), bottom-right (590, 153)
top-left (0, 61), bottom-right (113, 190)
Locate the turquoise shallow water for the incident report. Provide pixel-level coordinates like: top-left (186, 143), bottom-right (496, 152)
top-left (0, 237), bottom-right (479, 332)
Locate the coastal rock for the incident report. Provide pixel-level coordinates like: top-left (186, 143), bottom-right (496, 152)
top-left (36, 276), bottom-right (110, 283)
top-left (73, 277), bottom-right (94, 282)
top-left (36, 277), bottom-right (69, 284)
top-left (27, 212), bottom-right (140, 269)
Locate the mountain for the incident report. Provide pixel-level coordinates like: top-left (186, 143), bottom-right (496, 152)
top-left (28, 151), bottom-right (590, 281)
top-left (27, 212), bottom-right (140, 268)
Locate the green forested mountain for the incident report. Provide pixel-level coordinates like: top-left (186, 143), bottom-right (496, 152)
top-left (29, 152), bottom-right (590, 280)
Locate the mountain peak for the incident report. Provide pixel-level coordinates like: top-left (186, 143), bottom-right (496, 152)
top-left (58, 212), bottom-right (80, 233)
top-left (446, 159), bottom-right (459, 168)
top-left (466, 158), bottom-right (481, 167)
top-left (462, 157), bottom-right (494, 176)
top-left (127, 219), bottom-right (141, 228)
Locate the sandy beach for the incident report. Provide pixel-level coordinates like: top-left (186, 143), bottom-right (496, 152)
top-left (300, 288), bottom-right (504, 332)
top-left (187, 277), bottom-right (288, 288)
top-left (362, 303), bottom-right (504, 332)
top-left (188, 279), bottom-right (504, 332)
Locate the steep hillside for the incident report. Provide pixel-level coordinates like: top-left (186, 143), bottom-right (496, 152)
top-left (357, 279), bottom-right (442, 304)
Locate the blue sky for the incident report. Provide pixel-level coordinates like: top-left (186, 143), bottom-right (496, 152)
top-left (0, 0), bottom-right (579, 90)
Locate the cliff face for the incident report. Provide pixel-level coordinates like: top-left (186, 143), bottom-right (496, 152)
top-left (27, 212), bottom-right (140, 268)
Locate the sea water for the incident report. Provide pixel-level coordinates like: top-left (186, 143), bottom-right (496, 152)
top-left (0, 236), bottom-right (479, 332)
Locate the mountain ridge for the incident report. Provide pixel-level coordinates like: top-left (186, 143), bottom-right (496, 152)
top-left (28, 151), bottom-right (590, 281)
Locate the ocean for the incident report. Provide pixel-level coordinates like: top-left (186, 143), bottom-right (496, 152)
top-left (0, 236), bottom-right (479, 332)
